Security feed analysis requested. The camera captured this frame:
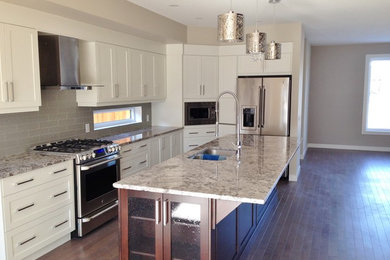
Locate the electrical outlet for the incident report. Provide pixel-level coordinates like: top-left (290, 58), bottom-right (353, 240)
top-left (85, 123), bottom-right (90, 133)
top-left (146, 114), bottom-right (150, 122)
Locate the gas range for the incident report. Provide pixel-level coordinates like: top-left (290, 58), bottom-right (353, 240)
top-left (33, 138), bottom-right (121, 237)
top-left (33, 139), bottom-right (120, 164)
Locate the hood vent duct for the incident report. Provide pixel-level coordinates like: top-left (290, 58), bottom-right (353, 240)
top-left (38, 35), bottom-right (97, 90)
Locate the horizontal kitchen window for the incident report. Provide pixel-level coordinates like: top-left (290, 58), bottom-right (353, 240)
top-left (362, 54), bottom-right (390, 135)
top-left (93, 106), bottom-right (142, 130)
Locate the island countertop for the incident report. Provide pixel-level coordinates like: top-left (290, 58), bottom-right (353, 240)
top-left (114, 134), bottom-right (299, 204)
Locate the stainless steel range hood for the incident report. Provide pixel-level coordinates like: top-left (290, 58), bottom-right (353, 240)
top-left (38, 35), bottom-right (97, 90)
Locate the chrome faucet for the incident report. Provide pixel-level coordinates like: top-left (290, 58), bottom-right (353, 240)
top-left (215, 91), bottom-right (242, 159)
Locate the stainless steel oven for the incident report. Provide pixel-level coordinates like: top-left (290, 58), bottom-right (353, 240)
top-left (75, 149), bottom-right (120, 237)
top-left (185, 102), bottom-right (216, 125)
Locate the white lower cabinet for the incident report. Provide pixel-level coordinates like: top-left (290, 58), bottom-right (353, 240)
top-left (183, 125), bottom-right (216, 153)
top-left (0, 160), bottom-right (75, 260)
top-left (120, 129), bottom-right (183, 177)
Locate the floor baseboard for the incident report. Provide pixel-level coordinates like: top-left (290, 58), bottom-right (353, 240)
top-left (307, 143), bottom-right (390, 152)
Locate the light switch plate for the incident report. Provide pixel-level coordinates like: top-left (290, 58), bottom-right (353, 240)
top-left (85, 123), bottom-right (90, 133)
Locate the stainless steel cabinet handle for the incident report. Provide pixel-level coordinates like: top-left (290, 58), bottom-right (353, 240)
top-left (206, 131), bottom-right (215, 134)
top-left (155, 199), bottom-right (161, 224)
top-left (16, 178), bottom-right (34, 186)
top-left (122, 149), bottom-right (132, 153)
top-left (139, 160), bottom-right (147, 165)
top-left (202, 84), bottom-right (205, 96)
top-left (53, 168), bottom-right (67, 174)
top-left (9, 82), bottom-right (14, 102)
top-left (139, 144), bottom-right (148, 148)
top-left (19, 235), bottom-right (36, 246)
top-left (82, 201), bottom-right (118, 223)
top-left (122, 166), bottom-right (132, 171)
top-left (199, 85), bottom-right (202, 95)
top-left (262, 88), bottom-right (266, 127)
top-left (3, 82), bottom-right (9, 102)
top-left (188, 132), bottom-right (199, 135)
top-left (115, 83), bottom-right (119, 97)
top-left (189, 144), bottom-right (198, 147)
top-left (54, 220), bottom-right (68, 228)
top-left (163, 199), bottom-right (169, 226)
top-left (17, 203), bottom-right (35, 212)
top-left (53, 190), bottom-right (68, 198)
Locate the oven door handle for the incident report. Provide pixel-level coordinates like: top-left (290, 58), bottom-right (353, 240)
top-left (80, 156), bottom-right (121, 171)
top-left (81, 201), bottom-right (118, 223)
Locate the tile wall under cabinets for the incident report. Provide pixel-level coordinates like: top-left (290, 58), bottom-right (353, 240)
top-left (0, 89), bottom-right (152, 157)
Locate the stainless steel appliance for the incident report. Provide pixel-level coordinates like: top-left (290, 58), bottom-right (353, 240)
top-left (237, 76), bottom-right (291, 136)
top-left (185, 102), bottom-right (216, 125)
top-left (34, 139), bottom-right (120, 237)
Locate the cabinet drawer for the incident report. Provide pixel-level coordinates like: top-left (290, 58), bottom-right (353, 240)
top-left (121, 152), bottom-right (149, 179)
top-left (121, 140), bottom-right (149, 156)
top-left (1, 160), bottom-right (73, 197)
top-left (183, 136), bottom-right (215, 153)
top-left (3, 175), bottom-right (74, 231)
top-left (184, 127), bottom-right (216, 138)
top-left (6, 205), bottom-right (74, 260)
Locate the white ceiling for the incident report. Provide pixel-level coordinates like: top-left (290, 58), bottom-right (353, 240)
top-left (127, 0), bottom-right (390, 45)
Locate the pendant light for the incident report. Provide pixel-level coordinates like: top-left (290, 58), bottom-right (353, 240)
top-left (218, 0), bottom-right (244, 42)
top-left (266, 0), bottom-right (281, 60)
top-left (246, 0), bottom-right (267, 61)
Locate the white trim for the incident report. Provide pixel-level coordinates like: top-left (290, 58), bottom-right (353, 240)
top-left (362, 54), bottom-right (390, 135)
top-left (308, 143), bottom-right (390, 152)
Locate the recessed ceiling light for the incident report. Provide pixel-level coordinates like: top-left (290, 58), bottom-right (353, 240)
top-left (169, 4), bottom-right (179, 7)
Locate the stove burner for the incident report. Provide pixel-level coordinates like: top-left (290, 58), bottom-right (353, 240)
top-left (34, 139), bottom-right (113, 153)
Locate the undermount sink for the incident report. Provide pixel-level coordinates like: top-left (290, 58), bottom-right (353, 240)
top-left (188, 147), bottom-right (237, 161)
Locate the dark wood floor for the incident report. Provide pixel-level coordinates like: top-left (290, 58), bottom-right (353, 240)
top-left (40, 148), bottom-right (390, 260)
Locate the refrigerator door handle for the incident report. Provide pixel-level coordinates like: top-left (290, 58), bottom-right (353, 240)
top-left (262, 87), bottom-right (266, 127)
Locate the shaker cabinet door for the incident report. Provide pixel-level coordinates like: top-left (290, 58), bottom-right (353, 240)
top-left (0, 23), bottom-right (41, 113)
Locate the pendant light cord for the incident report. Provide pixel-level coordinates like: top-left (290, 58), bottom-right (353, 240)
top-left (230, 0), bottom-right (232, 10)
top-left (256, 0), bottom-right (259, 31)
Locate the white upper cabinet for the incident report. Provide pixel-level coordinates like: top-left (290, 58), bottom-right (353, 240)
top-left (0, 23), bottom-right (41, 114)
top-left (183, 55), bottom-right (218, 100)
top-left (77, 41), bottom-right (166, 107)
top-left (237, 43), bottom-right (293, 76)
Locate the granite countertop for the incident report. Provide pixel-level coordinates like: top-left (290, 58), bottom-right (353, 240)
top-left (114, 134), bottom-right (299, 204)
top-left (0, 152), bottom-right (74, 179)
top-left (102, 126), bottom-right (183, 145)
top-left (0, 126), bottom-right (182, 180)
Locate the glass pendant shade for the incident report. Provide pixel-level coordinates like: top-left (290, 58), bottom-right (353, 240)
top-left (265, 41), bottom-right (281, 60)
top-left (218, 11), bottom-right (244, 42)
top-left (246, 30), bottom-right (267, 54)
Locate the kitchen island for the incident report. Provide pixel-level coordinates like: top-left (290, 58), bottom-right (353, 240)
top-left (114, 134), bottom-right (298, 260)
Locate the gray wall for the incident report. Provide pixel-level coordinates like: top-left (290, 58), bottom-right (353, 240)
top-left (0, 89), bottom-right (151, 157)
top-left (308, 43), bottom-right (390, 148)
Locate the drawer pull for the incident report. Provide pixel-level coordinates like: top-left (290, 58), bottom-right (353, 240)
top-left (53, 190), bottom-right (68, 198)
top-left (122, 149), bottom-right (132, 153)
top-left (188, 132), bottom-right (199, 134)
top-left (139, 144), bottom-right (148, 148)
top-left (206, 131), bottom-right (215, 134)
top-left (53, 168), bottom-right (67, 174)
top-left (54, 220), bottom-right (68, 228)
top-left (189, 145), bottom-right (198, 147)
top-left (17, 203), bottom-right (35, 212)
top-left (139, 160), bottom-right (147, 165)
top-left (16, 178), bottom-right (34, 186)
top-left (19, 235), bottom-right (36, 246)
top-left (122, 166), bottom-right (132, 171)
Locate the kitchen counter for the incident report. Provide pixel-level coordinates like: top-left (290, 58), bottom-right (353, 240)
top-left (102, 126), bottom-right (183, 145)
top-left (114, 134), bottom-right (298, 204)
top-left (0, 152), bottom-right (74, 179)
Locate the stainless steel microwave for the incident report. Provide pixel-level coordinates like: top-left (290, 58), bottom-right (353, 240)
top-left (185, 102), bottom-right (216, 125)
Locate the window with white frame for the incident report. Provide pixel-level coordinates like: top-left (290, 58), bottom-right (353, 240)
top-left (93, 106), bottom-right (142, 130)
top-left (362, 54), bottom-right (390, 134)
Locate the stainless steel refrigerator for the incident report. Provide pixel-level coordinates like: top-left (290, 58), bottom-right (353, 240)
top-left (237, 76), bottom-right (291, 136)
